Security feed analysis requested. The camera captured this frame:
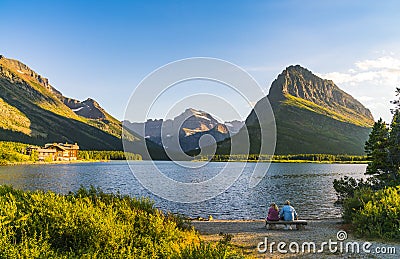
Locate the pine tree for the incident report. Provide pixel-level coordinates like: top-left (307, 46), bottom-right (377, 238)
top-left (387, 110), bottom-right (400, 184)
top-left (365, 118), bottom-right (390, 180)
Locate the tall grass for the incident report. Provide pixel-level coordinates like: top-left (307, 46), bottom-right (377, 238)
top-left (0, 185), bottom-right (244, 258)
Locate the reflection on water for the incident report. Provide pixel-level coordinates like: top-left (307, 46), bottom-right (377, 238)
top-left (0, 161), bottom-right (367, 219)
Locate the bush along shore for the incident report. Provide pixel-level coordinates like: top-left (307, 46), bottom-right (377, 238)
top-left (0, 185), bottom-right (244, 258)
top-left (333, 88), bottom-right (400, 241)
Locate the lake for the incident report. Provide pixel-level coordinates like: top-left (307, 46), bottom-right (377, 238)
top-left (0, 161), bottom-right (367, 220)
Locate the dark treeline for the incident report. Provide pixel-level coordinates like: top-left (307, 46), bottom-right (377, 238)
top-left (78, 150), bottom-right (142, 161)
top-left (199, 154), bottom-right (367, 162)
top-left (273, 154), bottom-right (367, 162)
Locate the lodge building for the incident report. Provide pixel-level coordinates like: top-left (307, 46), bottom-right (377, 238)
top-left (27, 143), bottom-right (79, 161)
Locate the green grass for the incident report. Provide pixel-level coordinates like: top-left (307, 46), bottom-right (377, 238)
top-left (0, 97), bottom-right (31, 135)
top-left (283, 94), bottom-right (374, 127)
top-left (0, 185), bottom-right (245, 258)
top-left (273, 99), bottom-right (371, 155)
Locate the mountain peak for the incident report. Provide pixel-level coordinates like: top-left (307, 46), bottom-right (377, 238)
top-left (0, 55), bottom-right (62, 97)
top-left (267, 65), bottom-right (374, 127)
top-left (182, 107), bottom-right (206, 116)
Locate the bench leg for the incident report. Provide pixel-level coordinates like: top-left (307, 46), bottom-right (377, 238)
top-left (296, 224), bottom-right (305, 230)
top-left (265, 223), bottom-right (276, 230)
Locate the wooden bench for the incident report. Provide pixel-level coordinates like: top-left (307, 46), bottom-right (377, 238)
top-left (265, 220), bottom-right (307, 230)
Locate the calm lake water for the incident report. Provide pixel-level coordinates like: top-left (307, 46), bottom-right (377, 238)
top-left (0, 161), bottom-right (367, 220)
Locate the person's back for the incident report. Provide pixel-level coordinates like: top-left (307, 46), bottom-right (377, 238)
top-left (267, 203), bottom-right (280, 221)
top-left (279, 201), bottom-right (298, 221)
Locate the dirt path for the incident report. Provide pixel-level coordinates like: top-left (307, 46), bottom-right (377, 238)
top-left (191, 219), bottom-right (399, 258)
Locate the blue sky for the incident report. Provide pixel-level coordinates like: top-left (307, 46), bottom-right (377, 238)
top-left (1, 0), bottom-right (400, 122)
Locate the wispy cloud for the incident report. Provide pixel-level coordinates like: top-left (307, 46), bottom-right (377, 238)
top-left (355, 56), bottom-right (400, 70)
top-left (318, 55), bottom-right (400, 86)
top-left (317, 54), bottom-right (400, 122)
top-left (357, 96), bottom-right (374, 102)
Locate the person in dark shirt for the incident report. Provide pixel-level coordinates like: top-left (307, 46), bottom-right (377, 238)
top-left (267, 202), bottom-right (280, 221)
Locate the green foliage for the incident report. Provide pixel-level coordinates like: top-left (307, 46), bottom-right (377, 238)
top-left (178, 233), bottom-right (243, 259)
top-left (358, 114), bottom-right (400, 189)
top-left (78, 150), bottom-right (142, 161)
top-left (364, 118), bottom-right (393, 184)
top-left (43, 155), bottom-right (53, 163)
top-left (341, 187), bottom-right (375, 223)
top-left (387, 110), bottom-right (400, 184)
top-left (333, 176), bottom-right (377, 202)
top-left (199, 153), bottom-right (367, 163)
top-left (0, 141), bottom-right (33, 164)
top-left (347, 186), bottom-right (400, 240)
top-left (0, 185), bottom-right (242, 258)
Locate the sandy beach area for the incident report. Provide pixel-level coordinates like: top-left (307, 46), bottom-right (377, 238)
top-left (192, 219), bottom-right (399, 258)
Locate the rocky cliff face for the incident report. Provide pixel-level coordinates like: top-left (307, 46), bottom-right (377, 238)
top-left (0, 55), bottom-right (63, 97)
top-left (175, 108), bottom-right (228, 137)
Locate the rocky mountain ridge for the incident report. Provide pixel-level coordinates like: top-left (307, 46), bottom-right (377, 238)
top-left (267, 65), bottom-right (374, 127)
top-left (124, 108), bottom-right (242, 152)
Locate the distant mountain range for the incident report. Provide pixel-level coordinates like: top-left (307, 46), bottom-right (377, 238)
top-left (0, 55), bottom-right (374, 157)
top-left (123, 108), bottom-right (244, 152)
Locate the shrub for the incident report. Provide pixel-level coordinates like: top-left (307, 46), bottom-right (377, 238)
top-left (341, 187), bottom-right (374, 223)
top-left (351, 186), bottom-right (400, 240)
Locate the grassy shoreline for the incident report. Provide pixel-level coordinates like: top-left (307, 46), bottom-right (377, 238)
top-left (1, 159), bottom-right (110, 166)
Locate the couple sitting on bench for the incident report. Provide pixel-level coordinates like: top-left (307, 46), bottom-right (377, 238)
top-left (266, 200), bottom-right (299, 230)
